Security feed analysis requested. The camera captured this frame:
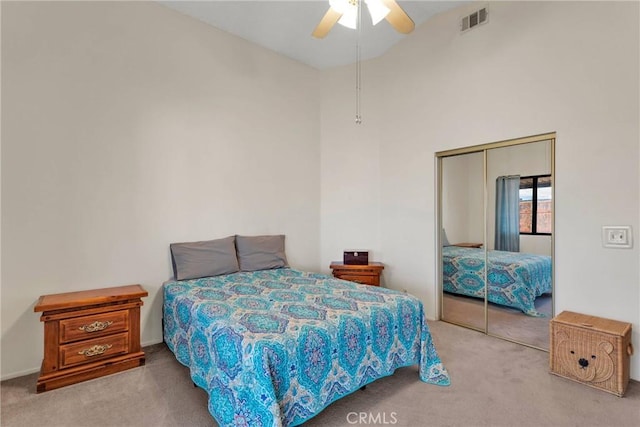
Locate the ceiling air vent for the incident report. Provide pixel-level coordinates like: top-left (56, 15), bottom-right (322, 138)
top-left (461, 7), bottom-right (488, 33)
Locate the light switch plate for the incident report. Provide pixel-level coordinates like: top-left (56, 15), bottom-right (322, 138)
top-left (602, 226), bottom-right (632, 248)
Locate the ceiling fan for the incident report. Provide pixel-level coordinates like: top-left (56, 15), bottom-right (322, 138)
top-left (312, 0), bottom-right (415, 38)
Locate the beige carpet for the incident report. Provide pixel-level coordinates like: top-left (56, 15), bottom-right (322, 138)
top-left (2, 321), bottom-right (638, 427)
top-left (442, 292), bottom-right (552, 349)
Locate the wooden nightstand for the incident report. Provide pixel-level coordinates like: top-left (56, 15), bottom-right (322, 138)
top-left (34, 284), bottom-right (148, 392)
top-left (329, 262), bottom-right (384, 286)
top-left (451, 242), bottom-right (483, 248)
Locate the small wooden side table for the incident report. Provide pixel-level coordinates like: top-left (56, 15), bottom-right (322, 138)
top-left (452, 242), bottom-right (483, 248)
top-left (34, 284), bottom-right (148, 392)
top-left (329, 262), bottom-right (384, 286)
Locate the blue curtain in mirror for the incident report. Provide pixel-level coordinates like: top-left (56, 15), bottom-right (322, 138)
top-left (495, 175), bottom-right (520, 252)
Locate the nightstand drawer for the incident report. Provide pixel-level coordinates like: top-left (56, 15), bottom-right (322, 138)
top-left (60, 310), bottom-right (129, 343)
top-left (59, 333), bottom-right (129, 369)
top-left (336, 274), bottom-right (379, 286)
top-left (330, 262), bottom-right (384, 287)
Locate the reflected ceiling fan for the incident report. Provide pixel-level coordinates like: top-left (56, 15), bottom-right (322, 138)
top-left (312, 0), bottom-right (415, 38)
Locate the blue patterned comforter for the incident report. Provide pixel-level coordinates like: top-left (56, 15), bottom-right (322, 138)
top-left (442, 246), bottom-right (552, 316)
top-left (163, 268), bottom-right (449, 426)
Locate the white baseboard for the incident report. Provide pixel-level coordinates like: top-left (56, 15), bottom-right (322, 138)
top-left (142, 338), bottom-right (165, 347)
top-left (1, 367), bottom-right (41, 382)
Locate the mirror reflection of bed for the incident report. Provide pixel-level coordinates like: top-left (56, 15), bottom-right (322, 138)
top-left (442, 245), bottom-right (552, 349)
top-left (438, 136), bottom-right (554, 351)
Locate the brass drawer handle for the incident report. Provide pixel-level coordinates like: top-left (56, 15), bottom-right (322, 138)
top-left (79, 320), bottom-right (113, 333)
top-left (78, 344), bottom-right (112, 357)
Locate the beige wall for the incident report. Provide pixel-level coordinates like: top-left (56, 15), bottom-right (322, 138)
top-left (319, 1), bottom-right (639, 379)
top-left (319, 63), bottom-right (385, 274)
top-left (1, 1), bottom-right (320, 379)
top-left (441, 151), bottom-right (484, 246)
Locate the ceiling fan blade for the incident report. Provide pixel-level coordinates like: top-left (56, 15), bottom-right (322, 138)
top-left (381, 0), bottom-right (415, 34)
top-left (312, 7), bottom-right (343, 39)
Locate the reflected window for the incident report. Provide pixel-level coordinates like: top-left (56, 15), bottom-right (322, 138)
top-left (519, 175), bottom-right (552, 235)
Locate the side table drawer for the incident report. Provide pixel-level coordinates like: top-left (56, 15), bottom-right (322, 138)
top-left (60, 310), bottom-right (129, 343)
top-left (335, 274), bottom-right (379, 286)
top-left (59, 333), bottom-right (129, 369)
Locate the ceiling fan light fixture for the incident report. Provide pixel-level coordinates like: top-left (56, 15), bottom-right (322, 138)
top-left (365, 0), bottom-right (390, 25)
top-left (337, 7), bottom-right (358, 29)
top-left (329, 0), bottom-right (351, 14)
top-left (313, 0), bottom-right (414, 38)
top-left (329, 0), bottom-right (389, 29)
top-left (330, 0), bottom-right (358, 29)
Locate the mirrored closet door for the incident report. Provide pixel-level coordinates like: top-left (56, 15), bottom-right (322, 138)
top-left (437, 133), bottom-right (555, 350)
top-left (440, 151), bottom-right (486, 332)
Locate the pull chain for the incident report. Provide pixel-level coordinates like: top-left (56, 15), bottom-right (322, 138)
top-left (355, 0), bottom-right (362, 124)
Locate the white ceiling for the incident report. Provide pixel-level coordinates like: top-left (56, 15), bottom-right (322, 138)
top-left (160, 1), bottom-right (470, 69)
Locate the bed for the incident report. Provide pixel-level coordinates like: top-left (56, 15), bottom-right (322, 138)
top-left (442, 246), bottom-right (552, 316)
top-left (163, 268), bottom-right (450, 426)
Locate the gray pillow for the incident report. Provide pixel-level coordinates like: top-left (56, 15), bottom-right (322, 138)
top-left (235, 235), bottom-right (289, 271)
top-left (170, 236), bottom-right (239, 280)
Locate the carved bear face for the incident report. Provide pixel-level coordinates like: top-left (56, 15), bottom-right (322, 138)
top-left (555, 331), bottom-right (615, 383)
